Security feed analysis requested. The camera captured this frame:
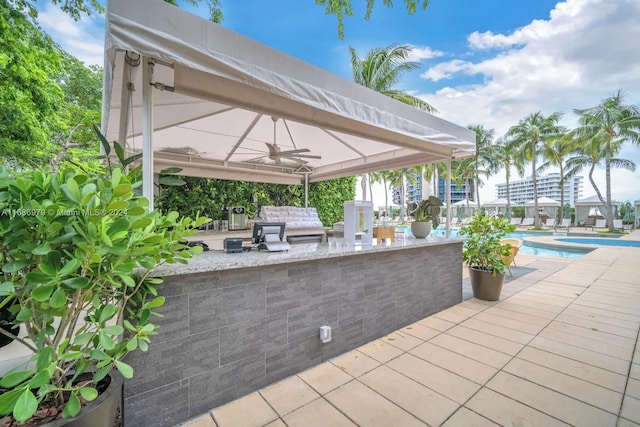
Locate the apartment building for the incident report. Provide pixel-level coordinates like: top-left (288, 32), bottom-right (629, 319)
top-left (394, 173), bottom-right (474, 205)
top-left (496, 173), bottom-right (583, 206)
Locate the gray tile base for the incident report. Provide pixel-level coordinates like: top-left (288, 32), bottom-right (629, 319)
top-left (124, 241), bottom-right (462, 426)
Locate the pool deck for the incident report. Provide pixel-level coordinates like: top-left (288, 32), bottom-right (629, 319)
top-left (179, 230), bottom-right (640, 427)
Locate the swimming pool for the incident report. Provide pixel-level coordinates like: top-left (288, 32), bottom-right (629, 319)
top-left (404, 226), bottom-right (594, 259)
top-left (556, 238), bottom-right (640, 247)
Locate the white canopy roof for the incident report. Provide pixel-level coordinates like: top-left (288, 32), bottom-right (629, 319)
top-left (482, 198), bottom-right (508, 208)
top-left (451, 198), bottom-right (476, 206)
top-left (524, 197), bottom-right (561, 207)
top-left (574, 195), bottom-right (621, 206)
top-left (102, 0), bottom-right (475, 190)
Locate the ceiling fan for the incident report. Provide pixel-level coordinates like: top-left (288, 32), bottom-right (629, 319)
top-left (248, 117), bottom-right (321, 166)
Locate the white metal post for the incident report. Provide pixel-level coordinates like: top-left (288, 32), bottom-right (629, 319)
top-left (304, 173), bottom-right (309, 207)
top-left (142, 57), bottom-right (154, 211)
top-left (446, 159), bottom-right (452, 238)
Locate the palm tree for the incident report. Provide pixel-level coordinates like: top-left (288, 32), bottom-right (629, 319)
top-left (387, 168), bottom-right (419, 219)
top-left (350, 43), bottom-right (437, 200)
top-left (566, 132), bottom-right (636, 224)
top-left (349, 43), bottom-right (437, 113)
top-left (507, 111), bottom-right (563, 227)
top-left (493, 137), bottom-right (525, 219)
top-left (371, 170), bottom-right (393, 218)
top-left (453, 158), bottom-right (480, 216)
top-left (537, 131), bottom-right (578, 226)
top-left (573, 91), bottom-right (640, 230)
top-left (467, 124), bottom-right (496, 209)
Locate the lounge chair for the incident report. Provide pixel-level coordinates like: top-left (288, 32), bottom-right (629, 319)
top-left (560, 218), bottom-right (571, 231)
top-left (500, 238), bottom-right (522, 276)
top-left (613, 219), bottom-right (624, 232)
top-left (520, 218), bottom-right (534, 227)
top-left (509, 217), bottom-right (522, 226)
top-left (591, 219), bottom-right (607, 231)
top-left (451, 217), bottom-right (459, 226)
top-left (542, 218), bottom-right (556, 229)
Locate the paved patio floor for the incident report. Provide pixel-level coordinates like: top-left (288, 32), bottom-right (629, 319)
top-left (180, 233), bottom-right (640, 427)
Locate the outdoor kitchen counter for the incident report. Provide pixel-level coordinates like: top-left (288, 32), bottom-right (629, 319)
top-left (154, 236), bottom-right (462, 276)
top-left (126, 236), bottom-right (463, 427)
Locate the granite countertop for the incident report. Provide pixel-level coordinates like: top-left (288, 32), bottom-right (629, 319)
top-left (153, 236), bottom-right (462, 277)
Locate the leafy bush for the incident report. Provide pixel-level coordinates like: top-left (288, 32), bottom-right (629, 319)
top-left (459, 213), bottom-right (516, 276)
top-left (0, 149), bottom-right (207, 422)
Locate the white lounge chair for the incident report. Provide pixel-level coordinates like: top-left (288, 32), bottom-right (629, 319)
top-left (520, 218), bottom-right (534, 227)
top-left (560, 218), bottom-right (571, 231)
top-left (542, 218), bottom-right (556, 229)
top-left (451, 217), bottom-right (459, 226)
top-left (613, 219), bottom-right (624, 232)
top-left (509, 217), bottom-right (522, 226)
top-left (591, 219), bottom-right (607, 231)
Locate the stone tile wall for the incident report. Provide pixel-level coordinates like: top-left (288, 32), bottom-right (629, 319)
top-left (124, 242), bottom-right (462, 426)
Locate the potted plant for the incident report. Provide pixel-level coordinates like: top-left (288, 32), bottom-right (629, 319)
top-left (408, 196), bottom-right (443, 238)
top-left (0, 137), bottom-right (208, 425)
top-left (459, 213), bottom-right (516, 301)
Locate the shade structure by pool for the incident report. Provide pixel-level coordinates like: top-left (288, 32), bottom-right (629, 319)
top-left (557, 238), bottom-right (640, 247)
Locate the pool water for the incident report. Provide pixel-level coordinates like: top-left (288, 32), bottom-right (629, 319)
top-left (557, 238), bottom-right (640, 247)
top-left (400, 225), bottom-right (593, 259)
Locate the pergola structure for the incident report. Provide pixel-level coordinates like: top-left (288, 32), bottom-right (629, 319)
top-left (101, 0), bottom-right (476, 230)
top-left (574, 195), bottom-right (621, 226)
top-left (482, 198), bottom-right (508, 216)
top-left (524, 197), bottom-right (561, 221)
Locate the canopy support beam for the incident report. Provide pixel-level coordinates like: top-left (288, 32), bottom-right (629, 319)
top-left (142, 56), bottom-right (155, 210)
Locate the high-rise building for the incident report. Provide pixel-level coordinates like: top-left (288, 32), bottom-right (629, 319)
top-left (392, 172), bottom-right (475, 206)
top-left (496, 173), bottom-right (583, 206)
top-left (437, 177), bottom-right (475, 204)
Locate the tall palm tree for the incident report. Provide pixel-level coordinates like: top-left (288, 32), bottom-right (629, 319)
top-left (573, 91), bottom-right (640, 230)
top-left (493, 137), bottom-right (525, 219)
top-left (537, 131), bottom-right (578, 226)
top-left (467, 124), bottom-right (496, 209)
top-left (566, 132), bottom-right (636, 224)
top-left (388, 168), bottom-right (419, 218)
top-left (453, 158), bottom-right (481, 216)
top-left (370, 170), bottom-right (393, 218)
top-left (507, 111), bottom-right (563, 227)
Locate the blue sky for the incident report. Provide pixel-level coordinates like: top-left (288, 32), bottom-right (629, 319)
top-left (37, 0), bottom-right (640, 205)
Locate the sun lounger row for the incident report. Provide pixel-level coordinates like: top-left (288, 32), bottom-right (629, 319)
top-left (592, 219), bottom-right (626, 231)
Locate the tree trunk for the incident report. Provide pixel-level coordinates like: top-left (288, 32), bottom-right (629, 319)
top-left (605, 139), bottom-right (613, 231)
top-left (589, 163), bottom-right (607, 222)
top-left (475, 152), bottom-right (481, 210)
top-left (505, 166), bottom-right (511, 219)
top-left (532, 141), bottom-right (539, 227)
top-left (369, 177), bottom-right (374, 204)
top-left (558, 163), bottom-right (564, 229)
top-left (383, 177), bottom-right (389, 219)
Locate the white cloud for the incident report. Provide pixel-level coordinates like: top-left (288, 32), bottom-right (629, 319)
top-left (406, 45), bottom-right (444, 62)
top-left (37, 3), bottom-right (105, 66)
top-left (416, 0), bottom-right (640, 203)
top-left (420, 60), bottom-right (473, 82)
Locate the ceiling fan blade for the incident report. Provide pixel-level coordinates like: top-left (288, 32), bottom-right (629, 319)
top-left (282, 153), bottom-right (322, 159)
top-left (276, 148), bottom-right (310, 155)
